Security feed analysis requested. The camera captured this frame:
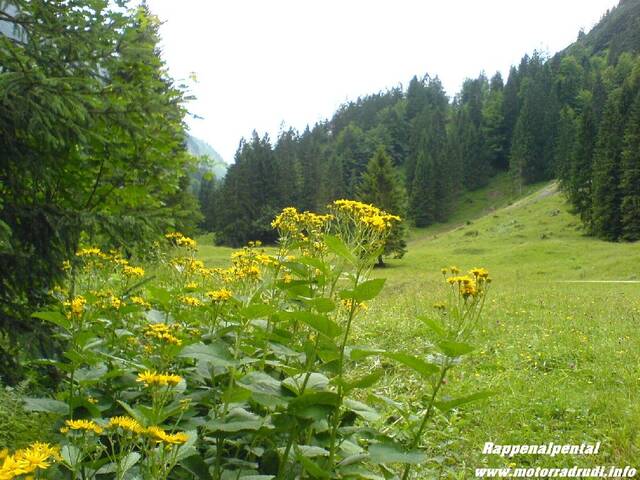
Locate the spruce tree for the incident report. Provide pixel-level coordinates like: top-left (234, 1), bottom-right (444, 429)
top-left (410, 149), bottom-right (436, 227)
top-left (357, 147), bottom-right (408, 264)
top-left (620, 92), bottom-right (640, 240)
top-left (567, 96), bottom-right (597, 226)
top-left (591, 89), bottom-right (625, 240)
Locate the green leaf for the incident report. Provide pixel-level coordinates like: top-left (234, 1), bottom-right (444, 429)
top-left (338, 370), bottom-right (384, 393)
top-left (238, 372), bottom-right (283, 397)
top-left (303, 298), bottom-right (336, 313)
top-left (418, 315), bottom-right (446, 337)
top-left (296, 445), bottom-right (330, 458)
top-left (344, 398), bottom-right (380, 421)
top-left (281, 311), bottom-right (341, 338)
top-left (31, 311), bottom-right (70, 331)
top-left (74, 363), bottom-right (108, 385)
top-left (289, 391), bottom-right (339, 413)
top-left (120, 452), bottom-right (141, 475)
top-left (179, 341), bottom-right (234, 367)
top-left (349, 347), bottom-right (385, 361)
top-left (22, 397), bottom-right (69, 415)
top-left (206, 407), bottom-right (271, 433)
top-left (179, 455), bottom-right (213, 480)
top-left (435, 390), bottom-right (495, 411)
top-left (323, 234), bottom-right (355, 264)
top-left (384, 352), bottom-right (439, 379)
top-left (298, 455), bottom-right (330, 479)
top-left (438, 340), bottom-right (475, 357)
top-left (352, 278), bottom-right (386, 301)
top-left (282, 372), bottom-right (329, 395)
top-left (240, 303), bottom-right (276, 319)
top-left (61, 445), bottom-right (81, 468)
top-left (368, 442), bottom-right (425, 465)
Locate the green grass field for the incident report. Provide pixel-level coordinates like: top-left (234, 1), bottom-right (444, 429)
top-left (198, 177), bottom-right (640, 475)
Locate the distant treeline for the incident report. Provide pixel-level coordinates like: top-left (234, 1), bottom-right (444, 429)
top-left (202, 0), bottom-right (640, 246)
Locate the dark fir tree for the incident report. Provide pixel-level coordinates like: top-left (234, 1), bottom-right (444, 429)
top-left (357, 146), bottom-right (408, 265)
top-left (620, 91), bottom-right (640, 240)
top-left (591, 89), bottom-right (625, 240)
top-left (483, 72), bottom-right (508, 170)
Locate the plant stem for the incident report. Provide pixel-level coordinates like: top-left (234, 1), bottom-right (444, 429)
top-left (400, 363), bottom-right (449, 480)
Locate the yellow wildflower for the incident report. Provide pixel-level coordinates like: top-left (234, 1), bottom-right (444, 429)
top-left (131, 296), bottom-right (151, 309)
top-left (60, 419), bottom-right (103, 435)
top-left (206, 289), bottom-right (233, 302)
top-left (146, 426), bottom-right (189, 445)
top-left (179, 295), bottom-right (203, 307)
top-left (136, 370), bottom-right (183, 387)
top-left (123, 265), bottom-right (145, 277)
top-left (108, 416), bottom-right (145, 434)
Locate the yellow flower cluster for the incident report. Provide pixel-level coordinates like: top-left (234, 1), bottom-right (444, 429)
top-left (136, 370), bottom-right (183, 387)
top-left (60, 418), bottom-right (103, 435)
top-left (469, 267), bottom-right (490, 279)
top-left (146, 426), bottom-right (189, 445)
top-left (206, 289), bottom-right (233, 302)
top-left (0, 442), bottom-right (60, 479)
top-left (56, 417), bottom-right (189, 447)
top-left (329, 200), bottom-right (401, 233)
top-left (143, 323), bottom-right (182, 345)
top-left (165, 232), bottom-right (197, 250)
top-left (64, 295), bottom-right (86, 318)
top-left (123, 265), bottom-right (145, 278)
top-left (131, 296), bottom-right (151, 309)
top-left (179, 295), bottom-right (203, 307)
top-left (220, 246), bottom-right (276, 282)
top-left (76, 247), bottom-right (108, 259)
top-left (271, 207), bottom-right (333, 241)
top-left (107, 416), bottom-right (145, 434)
top-left (447, 275), bottom-right (477, 297)
top-left (446, 267), bottom-right (490, 299)
top-left (171, 258), bottom-right (212, 277)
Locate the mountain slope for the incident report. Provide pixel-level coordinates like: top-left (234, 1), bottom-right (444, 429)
top-left (186, 134), bottom-right (227, 179)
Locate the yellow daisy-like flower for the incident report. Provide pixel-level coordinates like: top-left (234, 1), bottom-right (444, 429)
top-left (469, 267), bottom-right (490, 279)
top-left (146, 426), bottom-right (189, 445)
top-left (143, 323), bottom-right (182, 344)
top-left (107, 416), bottom-right (145, 434)
top-left (123, 265), bottom-right (145, 277)
top-left (206, 289), bottom-right (233, 302)
top-left (60, 418), bottom-right (103, 435)
top-left (76, 247), bottom-right (107, 259)
top-left (3, 442), bottom-right (62, 478)
top-left (179, 295), bottom-right (203, 307)
top-left (136, 370), bottom-right (183, 387)
top-left (64, 296), bottom-right (86, 318)
top-left (131, 296), bottom-right (151, 309)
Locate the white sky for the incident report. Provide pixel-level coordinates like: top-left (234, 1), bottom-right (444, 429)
top-left (147, 0), bottom-right (619, 163)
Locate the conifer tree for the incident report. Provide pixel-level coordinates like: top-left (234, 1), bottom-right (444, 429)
top-left (591, 89), bottom-right (625, 240)
top-left (357, 147), bottom-right (408, 264)
top-left (410, 149), bottom-right (436, 227)
top-left (620, 92), bottom-right (640, 240)
top-left (566, 95), bottom-right (597, 226)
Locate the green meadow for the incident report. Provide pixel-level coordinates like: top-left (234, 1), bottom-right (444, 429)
top-left (196, 176), bottom-right (640, 475)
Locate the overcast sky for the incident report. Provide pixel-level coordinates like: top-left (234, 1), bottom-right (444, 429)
top-left (147, 0), bottom-right (619, 163)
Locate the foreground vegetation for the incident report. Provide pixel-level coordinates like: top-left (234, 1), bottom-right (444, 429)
top-left (1, 201), bottom-right (494, 479)
top-left (203, 179), bottom-right (640, 474)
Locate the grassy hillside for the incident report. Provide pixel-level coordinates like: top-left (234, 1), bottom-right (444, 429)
top-left (197, 177), bottom-right (640, 474)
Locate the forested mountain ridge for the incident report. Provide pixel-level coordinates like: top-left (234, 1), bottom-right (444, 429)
top-left (562, 0), bottom-right (640, 59)
top-left (200, 0), bottom-right (640, 246)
